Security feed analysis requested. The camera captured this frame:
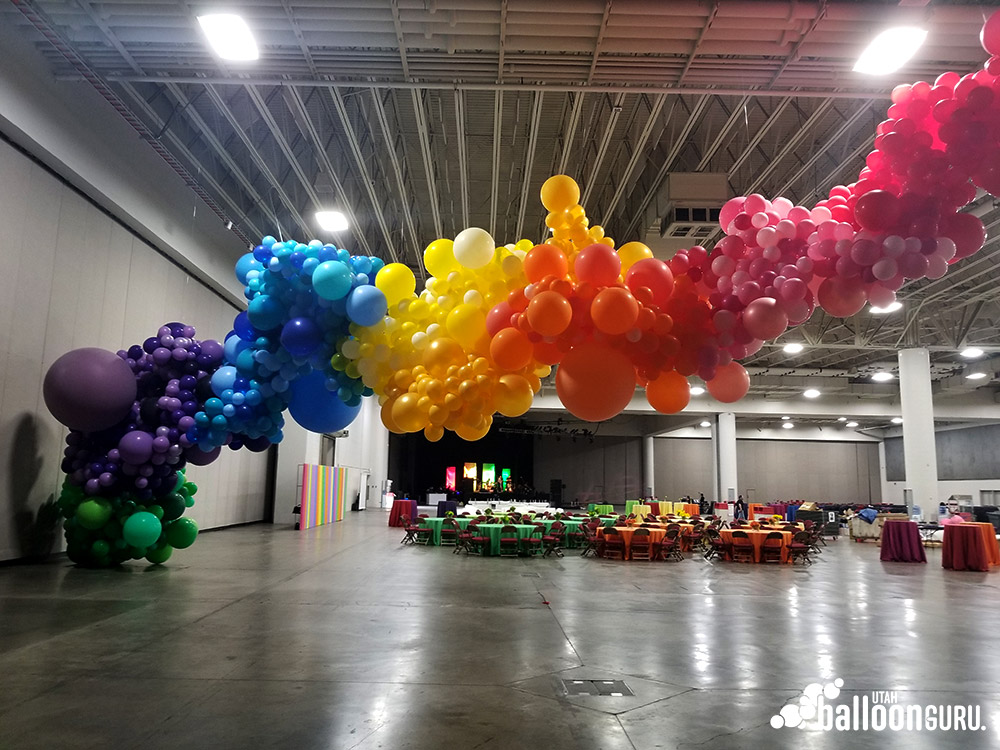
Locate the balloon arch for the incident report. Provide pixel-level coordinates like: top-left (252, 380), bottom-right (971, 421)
top-left (44, 13), bottom-right (1000, 565)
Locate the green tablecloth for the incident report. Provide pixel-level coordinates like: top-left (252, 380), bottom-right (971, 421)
top-left (599, 516), bottom-right (618, 528)
top-left (625, 500), bottom-right (642, 514)
top-left (476, 524), bottom-right (542, 555)
top-left (455, 517), bottom-right (473, 529)
top-left (593, 504), bottom-right (615, 515)
top-left (420, 517), bottom-right (445, 545)
top-left (535, 519), bottom-right (585, 547)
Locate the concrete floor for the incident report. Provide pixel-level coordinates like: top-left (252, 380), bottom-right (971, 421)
top-left (2, 512), bottom-right (1000, 750)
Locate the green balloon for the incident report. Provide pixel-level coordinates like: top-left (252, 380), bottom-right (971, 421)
top-left (91, 539), bottom-right (110, 557)
top-left (76, 499), bottom-right (112, 530)
top-left (160, 493), bottom-right (186, 521)
top-left (145, 544), bottom-right (173, 565)
top-left (122, 511), bottom-right (162, 548)
top-left (165, 517), bottom-right (198, 549)
top-left (147, 504), bottom-right (164, 520)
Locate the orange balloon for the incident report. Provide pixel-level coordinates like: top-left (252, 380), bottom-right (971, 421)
top-left (533, 339), bottom-right (564, 365)
top-left (645, 371), bottom-right (691, 414)
top-left (707, 361), bottom-right (750, 403)
top-left (490, 328), bottom-right (534, 371)
top-left (555, 342), bottom-right (636, 422)
top-left (381, 400), bottom-right (404, 434)
top-left (524, 244), bottom-right (568, 284)
top-left (422, 337), bottom-right (464, 375)
top-left (455, 418), bottom-right (491, 441)
top-left (391, 392), bottom-right (427, 432)
top-left (526, 290), bottom-right (573, 337)
top-left (590, 287), bottom-right (639, 335)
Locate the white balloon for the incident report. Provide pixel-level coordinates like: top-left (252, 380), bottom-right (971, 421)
top-left (453, 227), bottom-right (496, 269)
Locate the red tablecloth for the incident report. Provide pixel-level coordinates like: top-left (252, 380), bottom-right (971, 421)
top-left (942, 523), bottom-right (1000, 572)
top-left (879, 520), bottom-right (926, 563)
top-left (388, 499), bottom-right (419, 527)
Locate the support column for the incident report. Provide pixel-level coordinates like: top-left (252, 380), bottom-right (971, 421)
top-left (642, 436), bottom-right (655, 498)
top-left (898, 348), bottom-right (939, 520)
top-left (715, 412), bottom-right (738, 504)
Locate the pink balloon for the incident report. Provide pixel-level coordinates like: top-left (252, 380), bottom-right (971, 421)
top-left (780, 278), bottom-right (807, 301)
top-left (744, 194), bottom-right (768, 215)
top-left (817, 277), bottom-right (867, 318)
top-left (868, 285), bottom-right (896, 308)
top-left (719, 197), bottom-right (746, 230)
top-left (926, 254), bottom-right (949, 279)
top-left (872, 258), bottom-right (899, 281)
top-left (742, 297), bottom-right (789, 340)
top-left (898, 252), bottom-right (929, 279)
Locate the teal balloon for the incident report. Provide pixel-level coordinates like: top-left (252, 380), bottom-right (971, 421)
top-left (312, 261), bottom-right (353, 300)
top-left (166, 517), bottom-right (199, 549)
top-left (122, 511), bottom-right (162, 548)
top-left (247, 294), bottom-right (284, 330)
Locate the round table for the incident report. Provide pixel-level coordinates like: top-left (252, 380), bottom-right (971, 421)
top-left (476, 524), bottom-right (542, 555)
top-left (419, 517), bottom-right (446, 545)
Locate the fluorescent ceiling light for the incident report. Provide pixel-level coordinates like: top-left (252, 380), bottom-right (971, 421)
top-left (197, 14), bottom-right (259, 61)
top-left (803, 388), bottom-right (821, 399)
top-left (781, 416), bottom-right (791, 421)
top-left (837, 417), bottom-right (847, 422)
top-left (782, 342), bottom-right (804, 354)
top-left (869, 301), bottom-right (903, 314)
top-left (315, 210), bottom-right (349, 232)
top-left (891, 417), bottom-right (903, 424)
top-left (871, 372), bottom-right (894, 382)
top-left (966, 372), bottom-right (988, 380)
top-left (961, 347), bottom-right (984, 359)
top-left (699, 421), bottom-right (711, 428)
top-left (689, 386), bottom-right (705, 396)
top-left (782, 422), bottom-right (794, 429)
top-left (853, 27), bottom-right (927, 76)
top-left (845, 421), bottom-right (859, 428)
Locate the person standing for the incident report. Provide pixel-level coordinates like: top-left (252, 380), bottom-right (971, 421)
top-left (699, 492), bottom-right (708, 516)
top-left (735, 494), bottom-right (747, 520)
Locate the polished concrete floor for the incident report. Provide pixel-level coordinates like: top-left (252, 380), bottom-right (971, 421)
top-left (2, 512), bottom-right (1000, 750)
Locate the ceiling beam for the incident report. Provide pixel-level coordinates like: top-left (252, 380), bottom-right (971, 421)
top-left (556, 92), bottom-right (585, 175)
top-left (767, 0), bottom-right (828, 87)
top-left (676, 1), bottom-right (718, 85)
top-left (454, 90), bottom-right (471, 230)
top-left (410, 90), bottom-right (444, 239)
top-left (490, 90), bottom-right (503, 237)
top-left (515, 91), bottom-right (544, 240)
top-left (581, 93), bottom-right (625, 207)
top-left (601, 94), bottom-right (668, 223)
top-left (586, 1), bottom-right (613, 84)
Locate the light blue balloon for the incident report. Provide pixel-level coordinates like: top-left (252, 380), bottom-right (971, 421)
top-left (346, 285), bottom-right (387, 326)
top-left (247, 295), bottom-right (285, 330)
top-left (312, 261), bottom-right (353, 301)
top-left (210, 366), bottom-right (238, 396)
top-left (224, 335), bottom-right (249, 364)
top-left (235, 253), bottom-right (263, 284)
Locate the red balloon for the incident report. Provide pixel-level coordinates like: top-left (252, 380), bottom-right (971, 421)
top-left (816, 276), bottom-right (867, 318)
top-left (707, 362), bottom-right (750, 403)
top-left (486, 301), bottom-right (514, 336)
top-left (646, 371), bottom-right (691, 414)
top-left (981, 9), bottom-right (1000, 55)
top-left (853, 190), bottom-right (900, 232)
top-left (555, 343), bottom-right (635, 422)
top-left (742, 297), bottom-right (789, 341)
top-left (940, 212), bottom-right (986, 260)
top-left (574, 243), bottom-right (621, 287)
top-left (625, 258), bottom-right (675, 308)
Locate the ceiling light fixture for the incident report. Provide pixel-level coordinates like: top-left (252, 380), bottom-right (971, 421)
top-left (846, 421), bottom-right (859, 428)
top-left (961, 347), bottom-right (984, 359)
top-left (689, 386), bottom-right (705, 396)
top-left (853, 27), bottom-right (927, 76)
top-left (197, 14), bottom-right (259, 61)
top-left (803, 388), bottom-right (821, 398)
top-left (782, 342), bottom-right (804, 354)
top-left (966, 372), bottom-right (988, 380)
top-left (699, 421), bottom-right (711, 428)
top-left (869, 301), bottom-right (903, 314)
top-left (315, 210), bottom-right (349, 232)
top-left (781, 416), bottom-right (791, 421)
top-left (838, 417), bottom-right (847, 422)
top-left (891, 417), bottom-right (903, 424)
top-left (871, 372), bottom-right (894, 382)
top-left (782, 422), bottom-right (794, 429)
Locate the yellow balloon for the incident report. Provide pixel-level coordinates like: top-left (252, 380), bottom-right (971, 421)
top-left (391, 392), bottom-right (426, 433)
top-left (445, 304), bottom-right (487, 349)
top-left (381, 401), bottom-right (405, 434)
top-left (540, 175), bottom-right (581, 213)
top-left (423, 239), bottom-right (459, 278)
top-left (618, 241), bottom-right (653, 271)
top-left (375, 263), bottom-right (416, 307)
top-left (495, 374), bottom-right (534, 417)
top-left (424, 424), bottom-right (444, 442)
top-left (455, 419), bottom-right (491, 442)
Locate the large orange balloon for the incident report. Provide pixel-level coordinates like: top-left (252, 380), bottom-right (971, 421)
top-left (645, 371), bottom-right (691, 414)
top-left (706, 362), bottom-right (750, 403)
top-left (490, 328), bottom-right (534, 371)
top-left (590, 287), bottom-right (639, 335)
top-left (555, 342), bottom-right (636, 422)
top-left (524, 244), bottom-right (568, 283)
top-left (526, 290), bottom-right (573, 337)
top-left (533, 340), bottom-right (564, 365)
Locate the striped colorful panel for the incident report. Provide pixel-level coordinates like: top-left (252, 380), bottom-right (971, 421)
top-left (299, 465), bottom-right (351, 530)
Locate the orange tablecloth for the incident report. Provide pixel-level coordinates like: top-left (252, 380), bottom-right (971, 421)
top-left (598, 526), bottom-right (667, 559)
top-left (942, 522), bottom-right (1000, 571)
top-left (719, 529), bottom-right (794, 563)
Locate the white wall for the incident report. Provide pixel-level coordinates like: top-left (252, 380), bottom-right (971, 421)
top-left (0, 138), bottom-right (269, 562)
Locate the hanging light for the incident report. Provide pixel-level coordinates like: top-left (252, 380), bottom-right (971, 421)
top-left (853, 27), bottom-right (927, 76)
top-left (315, 210), bottom-right (349, 232)
top-left (197, 14), bottom-right (259, 61)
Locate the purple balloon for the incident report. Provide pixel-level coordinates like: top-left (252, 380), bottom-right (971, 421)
top-left (118, 430), bottom-right (154, 465)
top-left (186, 446), bottom-right (221, 466)
top-left (43, 348), bottom-right (137, 432)
top-left (198, 339), bottom-right (224, 366)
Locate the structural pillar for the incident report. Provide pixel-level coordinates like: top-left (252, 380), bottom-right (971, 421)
top-left (898, 348), bottom-right (939, 520)
top-left (714, 412), bottom-right (738, 504)
top-left (642, 436), bottom-right (655, 498)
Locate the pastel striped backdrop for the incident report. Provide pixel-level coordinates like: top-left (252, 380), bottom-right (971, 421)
top-left (299, 464), bottom-right (348, 530)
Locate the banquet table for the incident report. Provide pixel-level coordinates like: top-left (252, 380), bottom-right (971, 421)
top-left (592, 504), bottom-right (615, 515)
top-left (879, 520), bottom-right (926, 563)
top-left (631, 504), bottom-right (653, 520)
top-left (436, 500), bottom-right (458, 517)
top-left (625, 500), bottom-right (642, 514)
top-left (719, 528), bottom-right (794, 563)
top-left (476, 523), bottom-right (543, 555)
top-left (598, 526), bottom-right (667, 560)
top-left (419, 517), bottom-right (447, 545)
top-left (942, 522), bottom-right (1000, 572)
top-left (388, 498), bottom-right (419, 527)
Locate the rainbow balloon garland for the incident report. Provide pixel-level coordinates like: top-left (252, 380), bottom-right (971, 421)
top-left (42, 13), bottom-right (1000, 564)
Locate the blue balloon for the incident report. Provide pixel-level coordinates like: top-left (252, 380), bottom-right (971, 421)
top-left (346, 285), bottom-right (387, 326)
top-left (211, 366), bottom-right (238, 396)
top-left (280, 317), bottom-right (322, 357)
top-left (247, 295), bottom-right (285, 330)
top-left (312, 261), bottom-right (353, 301)
top-left (287, 371), bottom-right (361, 433)
top-left (233, 311), bottom-right (256, 341)
top-left (224, 335), bottom-right (249, 364)
top-left (235, 253), bottom-right (263, 284)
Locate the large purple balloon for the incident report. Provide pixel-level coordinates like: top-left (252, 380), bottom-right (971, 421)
top-left (119, 430), bottom-right (154, 465)
top-left (186, 446), bottom-right (221, 466)
top-left (43, 348), bottom-right (136, 432)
